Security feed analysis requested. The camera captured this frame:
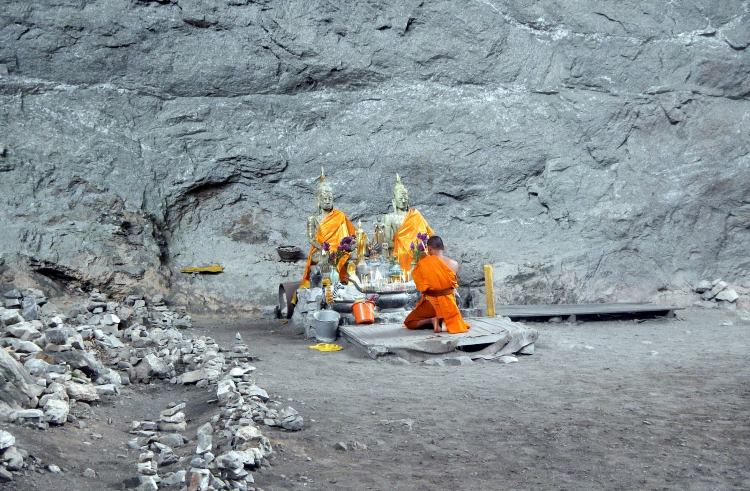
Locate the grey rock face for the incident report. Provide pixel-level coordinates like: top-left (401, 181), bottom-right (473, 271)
top-left (0, 1), bottom-right (748, 309)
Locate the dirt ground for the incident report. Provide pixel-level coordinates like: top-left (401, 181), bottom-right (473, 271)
top-left (3, 308), bottom-right (749, 490)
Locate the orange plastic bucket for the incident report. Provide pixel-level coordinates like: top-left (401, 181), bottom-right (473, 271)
top-left (352, 300), bottom-right (375, 324)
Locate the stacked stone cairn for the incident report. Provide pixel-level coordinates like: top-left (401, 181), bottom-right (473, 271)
top-left (0, 286), bottom-right (303, 487)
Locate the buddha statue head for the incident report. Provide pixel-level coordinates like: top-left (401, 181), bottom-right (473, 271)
top-left (316, 167), bottom-right (334, 212)
top-left (392, 174), bottom-right (409, 212)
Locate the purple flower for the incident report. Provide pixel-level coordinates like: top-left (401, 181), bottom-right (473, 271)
top-left (410, 242), bottom-right (415, 250)
top-left (417, 242), bottom-right (425, 251)
top-left (417, 232), bottom-right (429, 241)
top-left (322, 242), bottom-right (330, 251)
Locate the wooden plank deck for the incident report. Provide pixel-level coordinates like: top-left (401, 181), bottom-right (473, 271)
top-left (339, 316), bottom-right (538, 361)
top-left (495, 303), bottom-right (681, 320)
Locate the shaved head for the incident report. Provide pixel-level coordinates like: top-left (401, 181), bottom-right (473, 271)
top-left (426, 235), bottom-right (444, 251)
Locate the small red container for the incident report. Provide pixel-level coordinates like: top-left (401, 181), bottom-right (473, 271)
top-left (352, 300), bottom-right (375, 324)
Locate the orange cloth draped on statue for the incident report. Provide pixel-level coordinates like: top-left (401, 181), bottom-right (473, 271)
top-left (392, 209), bottom-right (434, 273)
top-left (300, 209), bottom-right (355, 288)
top-left (404, 255), bottom-right (470, 334)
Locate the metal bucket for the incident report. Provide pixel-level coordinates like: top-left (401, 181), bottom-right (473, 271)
top-left (312, 310), bottom-right (340, 342)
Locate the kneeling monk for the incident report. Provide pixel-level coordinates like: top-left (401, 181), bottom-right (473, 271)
top-left (404, 236), bottom-right (470, 334)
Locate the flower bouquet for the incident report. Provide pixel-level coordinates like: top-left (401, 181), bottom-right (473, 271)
top-left (410, 232), bottom-right (429, 263)
top-left (322, 235), bottom-right (356, 266)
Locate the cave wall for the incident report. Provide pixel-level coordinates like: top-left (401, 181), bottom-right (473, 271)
top-left (1, 0), bottom-right (748, 311)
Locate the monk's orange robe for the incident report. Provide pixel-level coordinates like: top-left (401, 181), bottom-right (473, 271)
top-left (300, 209), bottom-right (355, 288)
top-left (404, 255), bottom-right (470, 334)
top-left (392, 209), bottom-right (434, 273)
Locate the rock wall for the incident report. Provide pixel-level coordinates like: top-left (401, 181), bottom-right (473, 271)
top-left (1, 1), bottom-right (748, 311)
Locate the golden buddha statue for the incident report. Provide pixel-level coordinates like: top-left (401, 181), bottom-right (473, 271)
top-left (372, 217), bottom-right (385, 256)
top-left (300, 168), bottom-right (355, 288)
top-left (381, 174), bottom-right (434, 273)
top-left (355, 221), bottom-right (368, 262)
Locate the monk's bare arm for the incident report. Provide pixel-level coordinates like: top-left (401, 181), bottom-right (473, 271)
top-left (439, 256), bottom-right (460, 274)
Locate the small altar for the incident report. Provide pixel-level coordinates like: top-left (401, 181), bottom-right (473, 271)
top-left (339, 316), bottom-right (538, 363)
top-left (289, 285), bottom-right (419, 338)
top-left (279, 169), bottom-right (538, 363)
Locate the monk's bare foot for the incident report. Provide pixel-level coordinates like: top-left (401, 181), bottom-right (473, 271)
top-left (431, 318), bottom-right (440, 333)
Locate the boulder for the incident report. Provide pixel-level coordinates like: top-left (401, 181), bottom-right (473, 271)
top-left (48, 351), bottom-right (105, 379)
top-left (133, 354), bottom-right (170, 381)
top-left (23, 358), bottom-right (52, 377)
top-left (101, 313), bottom-right (120, 326)
top-left (64, 381), bottom-right (100, 402)
top-left (158, 421), bottom-right (187, 432)
top-left (0, 430), bottom-right (14, 450)
top-left (715, 288), bottom-right (739, 303)
top-left (44, 327), bottom-right (81, 346)
top-left (0, 338), bottom-right (42, 354)
top-left (179, 368), bottom-right (208, 384)
top-left (0, 347), bottom-right (43, 408)
top-left (0, 310), bottom-right (23, 327)
top-left (2, 446), bottom-right (23, 471)
top-left (4, 298), bottom-right (21, 309)
top-left (5, 321), bottom-right (42, 341)
top-left (703, 280), bottom-right (728, 300)
top-left (216, 450), bottom-right (257, 470)
top-left (243, 385), bottom-right (269, 401)
top-left (43, 399), bottom-right (69, 425)
top-left (13, 409), bottom-right (44, 422)
top-left (279, 406), bottom-right (304, 431)
top-left (95, 384), bottom-right (119, 396)
top-left (233, 425), bottom-right (264, 447)
top-left (196, 422), bottom-right (213, 454)
top-left (161, 470), bottom-right (186, 486)
top-left (2, 289), bottom-right (21, 300)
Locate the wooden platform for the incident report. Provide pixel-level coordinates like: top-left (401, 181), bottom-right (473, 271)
top-left (495, 303), bottom-right (681, 321)
top-left (339, 316), bottom-right (538, 362)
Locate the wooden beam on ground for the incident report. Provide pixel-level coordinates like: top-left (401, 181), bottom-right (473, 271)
top-left (495, 303), bottom-right (682, 321)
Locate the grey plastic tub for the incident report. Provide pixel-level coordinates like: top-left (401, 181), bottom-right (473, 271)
top-left (312, 309), bottom-right (341, 342)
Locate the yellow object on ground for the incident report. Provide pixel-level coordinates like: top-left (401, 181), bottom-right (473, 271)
top-left (307, 343), bottom-right (343, 352)
top-left (484, 264), bottom-right (495, 317)
top-left (181, 264), bottom-right (224, 274)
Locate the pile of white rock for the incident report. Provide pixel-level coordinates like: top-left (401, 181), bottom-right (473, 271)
top-left (694, 279), bottom-right (748, 310)
top-left (129, 331), bottom-right (303, 490)
top-left (0, 288), bottom-right (195, 431)
top-left (0, 285), bottom-right (303, 487)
